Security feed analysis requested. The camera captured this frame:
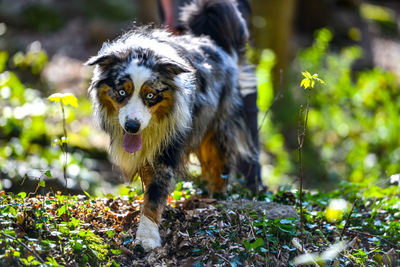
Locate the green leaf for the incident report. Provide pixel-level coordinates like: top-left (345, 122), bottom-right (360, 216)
top-left (46, 257), bottom-right (59, 266)
top-left (175, 181), bottom-right (183, 191)
top-left (106, 230), bottom-right (116, 238)
top-left (57, 205), bottom-right (68, 216)
top-left (83, 190), bottom-right (91, 199)
top-left (31, 260), bottom-right (41, 266)
top-left (243, 240), bottom-right (250, 250)
top-left (3, 229), bottom-right (16, 236)
top-left (173, 190), bottom-right (182, 201)
top-left (69, 217), bottom-right (81, 228)
top-left (0, 51), bottom-right (9, 73)
top-left (280, 218), bottom-right (294, 224)
top-left (73, 241), bottom-right (83, 250)
top-left (82, 254), bottom-right (89, 263)
top-left (9, 206), bottom-right (17, 216)
top-left (45, 170), bottom-right (52, 178)
top-left (38, 180), bottom-right (46, 187)
top-left (300, 71), bottom-right (326, 89)
top-left (250, 238), bottom-right (263, 249)
top-left (17, 192), bottom-right (27, 199)
top-left (111, 249), bottom-right (122, 255)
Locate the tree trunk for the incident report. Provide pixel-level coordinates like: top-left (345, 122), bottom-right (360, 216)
top-left (250, 0), bottom-right (296, 88)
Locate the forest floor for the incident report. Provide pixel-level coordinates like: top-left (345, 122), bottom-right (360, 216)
top-left (0, 182), bottom-right (399, 266)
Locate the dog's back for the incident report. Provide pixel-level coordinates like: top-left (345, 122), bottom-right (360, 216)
top-left (176, 0), bottom-right (257, 193)
top-left (180, 0), bottom-right (249, 61)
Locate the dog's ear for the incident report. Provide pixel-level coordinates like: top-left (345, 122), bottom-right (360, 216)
top-left (155, 60), bottom-right (193, 76)
top-left (85, 54), bottom-right (119, 70)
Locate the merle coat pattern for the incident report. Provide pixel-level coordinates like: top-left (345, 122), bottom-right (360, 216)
top-left (86, 0), bottom-right (258, 250)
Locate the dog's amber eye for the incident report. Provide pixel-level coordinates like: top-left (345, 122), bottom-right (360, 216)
top-left (146, 93), bottom-right (154, 99)
top-left (118, 89), bottom-right (126, 96)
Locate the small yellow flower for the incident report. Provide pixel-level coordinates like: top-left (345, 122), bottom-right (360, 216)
top-left (325, 199), bottom-right (349, 222)
top-left (48, 93), bottom-right (78, 107)
top-left (52, 137), bottom-right (69, 146)
top-left (300, 71), bottom-right (325, 89)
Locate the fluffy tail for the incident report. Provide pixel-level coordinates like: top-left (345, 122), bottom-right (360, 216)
top-left (180, 0), bottom-right (249, 61)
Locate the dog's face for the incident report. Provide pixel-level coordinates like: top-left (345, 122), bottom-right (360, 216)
top-left (86, 50), bottom-right (191, 153)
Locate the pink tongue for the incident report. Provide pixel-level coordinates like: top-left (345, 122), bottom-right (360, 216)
top-left (123, 133), bottom-right (142, 153)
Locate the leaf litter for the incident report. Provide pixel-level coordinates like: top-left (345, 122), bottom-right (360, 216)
top-left (0, 183), bottom-right (399, 266)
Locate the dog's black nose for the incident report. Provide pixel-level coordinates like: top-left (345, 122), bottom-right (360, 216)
top-left (125, 120), bottom-right (141, 134)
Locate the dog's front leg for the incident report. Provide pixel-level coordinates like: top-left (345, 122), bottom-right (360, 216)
top-left (136, 163), bottom-right (173, 250)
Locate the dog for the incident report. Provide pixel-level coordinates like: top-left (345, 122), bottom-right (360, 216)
top-left (86, 0), bottom-right (258, 250)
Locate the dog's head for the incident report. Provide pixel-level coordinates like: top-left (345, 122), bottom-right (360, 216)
top-left (86, 46), bottom-right (192, 153)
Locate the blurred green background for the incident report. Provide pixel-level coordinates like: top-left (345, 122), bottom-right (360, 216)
top-left (1, 0), bottom-right (399, 195)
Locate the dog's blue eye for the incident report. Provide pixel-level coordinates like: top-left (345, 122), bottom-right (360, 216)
top-left (118, 90), bottom-right (126, 96)
top-left (146, 93), bottom-right (154, 99)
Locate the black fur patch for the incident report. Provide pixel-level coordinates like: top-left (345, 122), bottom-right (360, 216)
top-left (147, 182), bottom-right (164, 209)
top-left (192, 99), bottom-right (202, 117)
top-left (144, 94), bottom-right (164, 107)
top-left (181, 0), bottom-right (248, 59)
top-left (195, 70), bottom-right (207, 93)
top-left (157, 134), bottom-right (185, 169)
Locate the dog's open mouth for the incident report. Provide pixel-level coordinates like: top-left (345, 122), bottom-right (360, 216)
top-left (123, 133), bottom-right (142, 153)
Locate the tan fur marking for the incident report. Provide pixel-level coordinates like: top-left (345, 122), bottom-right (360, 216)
top-left (140, 84), bottom-right (156, 98)
top-left (140, 84), bottom-right (174, 121)
top-left (196, 131), bottom-right (227, 194)
top-left (99, 85), bottom-right (118, 113)
top-left (99, 79), bottom-right (134, 112)
top-left (121, 79), bottom-right (133, 94)
top-left (139, 165), bottom-right (163, 224)
top-left (151, 90), bottom-right (174, 121)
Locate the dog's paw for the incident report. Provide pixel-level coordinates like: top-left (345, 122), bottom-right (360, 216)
top-left (135, 215), bottom-right (161, 250)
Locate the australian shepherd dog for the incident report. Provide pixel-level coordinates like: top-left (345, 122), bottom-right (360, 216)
top-left (86, 0), bottom-right (258, 250)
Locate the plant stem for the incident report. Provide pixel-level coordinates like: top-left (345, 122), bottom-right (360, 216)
top-left (0, 232), bottom-right (45, 264)
top-left (340, 198), bottom-right (358, 239)
top-left (60, 102), bottom-right (68, 188)
top-left (297, 89), bottom-right (311, 249)
top-left (297, 106), bottom-right (304, 246)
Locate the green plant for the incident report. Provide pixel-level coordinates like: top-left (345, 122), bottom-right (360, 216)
top-left (48, 93), bottom-right (78, 186)
top-left (0, 48), bottom-right (110, 194)
top-left (297, 70), bottom-right (326, 242)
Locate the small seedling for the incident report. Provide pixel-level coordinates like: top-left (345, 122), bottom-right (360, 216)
top-left (48, 92), bottom-right (78, 187)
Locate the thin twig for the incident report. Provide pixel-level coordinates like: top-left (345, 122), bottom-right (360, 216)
top-left (60, 102), bottom-right (68, 188)
top-left (297, 89), bottom-right (311, 251)
top-left (216, 253), bottom-right (230, 264)
top-left (0, 232), bottom-right (45, 264)
top-left (28, 180), bottom-right (43, 198)
top-left (244, 212), bottom-right (255, 239)
top-left (297, 105), bottom-right (304, 236)
top-left (340, 198), bottom-right (358, 240)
